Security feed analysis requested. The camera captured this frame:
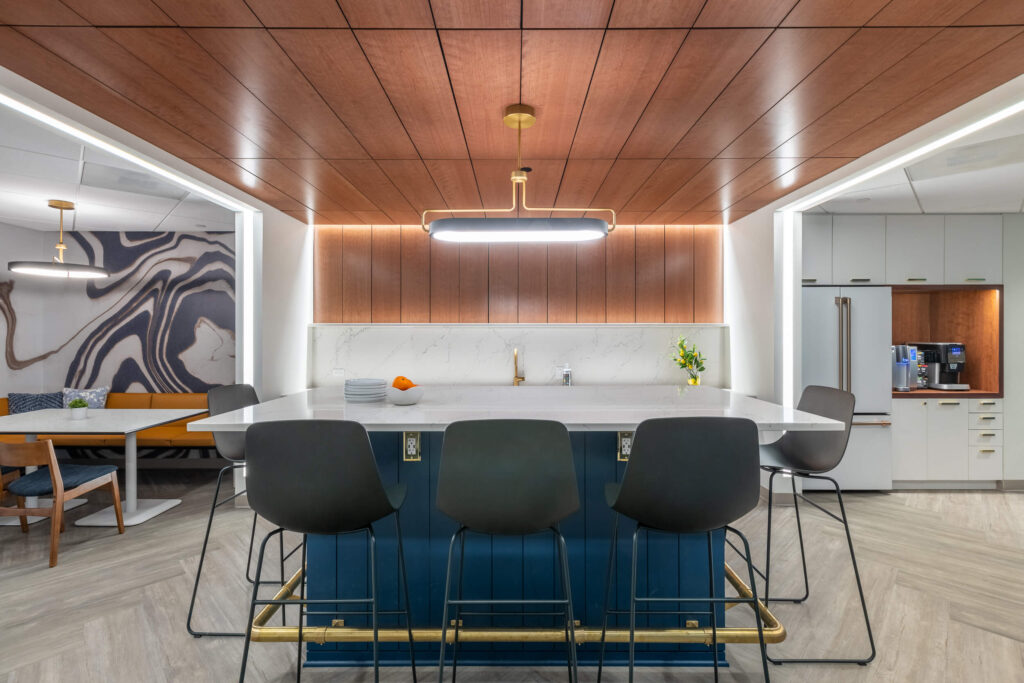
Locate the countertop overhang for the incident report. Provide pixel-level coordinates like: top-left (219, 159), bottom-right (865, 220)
top-left (188, 385), bottom-right (843, 433)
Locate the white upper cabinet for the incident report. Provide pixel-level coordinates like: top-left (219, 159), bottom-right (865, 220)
top-left (833, 215), bottom-right (885, 285)
top-left (801, 214), bottom-right (833, 284)
top-left (885, 215), bottom-right (944, 284)
top-left (944, 215), bottom-right (1002, 284)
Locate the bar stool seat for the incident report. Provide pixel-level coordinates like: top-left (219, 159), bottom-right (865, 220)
top-left (437, 419), bottom-right (581, 683)
top-left (598, 416), bottom-right (770, 683)
top-left (239, 419), bottom-right (417, 683)
top-left (759, 385), bottom-right (875, 666)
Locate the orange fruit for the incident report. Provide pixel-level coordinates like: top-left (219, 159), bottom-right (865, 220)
top-left (392, 376), bottom-right (417, 391)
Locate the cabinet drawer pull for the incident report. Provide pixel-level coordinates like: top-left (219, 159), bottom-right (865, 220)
top-left (979, 400), bottom-right (997, 405)
top-left (906, 277), bottom-right (927, 282)
top-left (849, 278), bottom-right (871, 283)
top-left (852, 421), bottom-right (891, 427)
top-left (978, 449), bottom-right (996, 454)
top-left (965, 277), bottom-right (987, 282)
top-left (979, 416), bottom-right (997, 420)
top-left (802, 278), bottom-right (817, 283)
top-left (938, 401), bottom-right (960, 406)
top-left (980, 433), bottom-right (997, 437)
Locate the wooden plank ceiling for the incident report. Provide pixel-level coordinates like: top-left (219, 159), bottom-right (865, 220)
top-left (1, 1), bottom-right (1023, 225)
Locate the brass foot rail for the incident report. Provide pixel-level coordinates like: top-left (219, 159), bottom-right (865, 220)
top-left (249, 563), bottom-right (785, 647)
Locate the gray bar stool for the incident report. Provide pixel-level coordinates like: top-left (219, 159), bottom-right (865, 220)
top-left (238, 419), bottom-right (417, 683)
top-left (598, 417), bottom-right (770, 683)
top-left (436, 419), bottom-right (581, 683)
top-left (757, 385), bottom-right (875, 665)
top-left (187, 383), bottom-right (263, 638)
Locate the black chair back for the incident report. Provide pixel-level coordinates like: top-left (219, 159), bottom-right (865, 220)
top-left (208, 383), bottom-right (259, 461)
top-left (437, 419), bottom-right (579, 535)
top-left (611, 417), bottom-right (760, 534)
top-left (776, 385), bottom-right (855, 473)
top-left (245, 420), bottom-right (396, 535)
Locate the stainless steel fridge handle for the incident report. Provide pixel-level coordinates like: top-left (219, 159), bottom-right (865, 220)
top-left (835, 296), bottom-right (844, 389)
top-left (844, 296), bottom-right (852, 392)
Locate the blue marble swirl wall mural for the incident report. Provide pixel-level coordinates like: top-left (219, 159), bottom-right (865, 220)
top-left (0, 230), bottom-right (235, 460)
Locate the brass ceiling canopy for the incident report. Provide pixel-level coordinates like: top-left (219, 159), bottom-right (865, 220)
top-left (421, 103), bottom-right (616, 243)
top-left (7, 200), bottom-right (109, 279)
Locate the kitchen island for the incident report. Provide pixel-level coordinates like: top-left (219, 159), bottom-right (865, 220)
top-left (190, 385), bottom-right (842, 669)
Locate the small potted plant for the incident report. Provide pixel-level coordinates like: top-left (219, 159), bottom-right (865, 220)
top-left (68, 397), bottom-right (89, 420)
top-left (673, 337), bottom-right (706, 386)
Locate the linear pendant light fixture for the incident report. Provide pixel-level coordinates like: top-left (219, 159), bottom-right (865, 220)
top-left (422, 104), bottom-right (616, 243)
top-left (7, 200), bottom-right (108, 279)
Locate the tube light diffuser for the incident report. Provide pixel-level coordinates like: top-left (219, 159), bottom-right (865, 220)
top-left (430, 217), bottom-right (608, 243)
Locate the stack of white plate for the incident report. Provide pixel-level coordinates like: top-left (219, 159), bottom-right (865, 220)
top-left (344, 378), bottom-right (388, 403)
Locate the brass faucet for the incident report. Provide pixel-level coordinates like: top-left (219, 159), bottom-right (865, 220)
top-left (513, 347), bottom-right (525, 386)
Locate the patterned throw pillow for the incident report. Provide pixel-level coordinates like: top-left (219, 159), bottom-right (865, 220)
top-left (8, 392), bottom-right (63, 414)
top-left (62, 386), bottom-right (109, 409)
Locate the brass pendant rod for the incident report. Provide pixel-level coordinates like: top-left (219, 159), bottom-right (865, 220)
top-left (54, 207), bottom-right (67, 264)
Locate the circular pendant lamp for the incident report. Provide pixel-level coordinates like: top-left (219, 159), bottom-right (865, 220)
top-left (7, 200), bottom-right (108, 279)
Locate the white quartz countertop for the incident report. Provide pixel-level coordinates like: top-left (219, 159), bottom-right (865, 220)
top-left (187, 385), bottom-right (843, 433)
top-left (0, 408), bottom-right (205, 434)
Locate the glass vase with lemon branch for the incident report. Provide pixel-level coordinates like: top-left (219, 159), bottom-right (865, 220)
top-left (673, 337), bottom-right (706, 386)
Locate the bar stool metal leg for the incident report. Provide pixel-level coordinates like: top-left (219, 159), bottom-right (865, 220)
top-left (706, 531), bottom-right (719, 681)
top-left (726, 526), bottom-right (771, 681)
top-left (296, 536), bottom-right (306, 683)
top-left (765, 473), bottom-right (875, 666)
top-left (596, 514), bottom-right (619, 683)
top-left (764, 469), bottom-right (811, 605)
top-left (554, 528), bottom-right (579, 683)
top-left (239, 527), bottom-right (283, 682)
top-left (627, 525), bottom-right (640, 683)
top-left (187, 462), bottom-right (248, 638)
top-left (438, 527), bottom-right (463, 683)
top-left (395, 513), bottom-right (418, 682)
top-left (451, 531), bottom-right (466, 683)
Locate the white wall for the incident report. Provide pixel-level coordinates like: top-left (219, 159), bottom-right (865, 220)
top-left (725, 206), bottom-right (776, 400)
top-left (259, 211), bottom-right (312, 399)
top-left (0, 222), bottom-right (48, 392)
top-left (1003, 214), bottom-right (1024, 480)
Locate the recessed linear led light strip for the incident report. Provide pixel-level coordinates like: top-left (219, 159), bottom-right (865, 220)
top-left (0, 88), bottom-right (258, 385)
top-left (776, 94), bottom-right (1024, 408)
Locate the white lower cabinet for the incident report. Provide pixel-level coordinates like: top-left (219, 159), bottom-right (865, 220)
top-left (892, 397), bottom-right (1003, 483)
top-left (927, 400), bottom-right (968, 480)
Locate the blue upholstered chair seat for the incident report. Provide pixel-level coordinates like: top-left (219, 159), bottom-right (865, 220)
top-left (6, 464), bottom-right (117, 497)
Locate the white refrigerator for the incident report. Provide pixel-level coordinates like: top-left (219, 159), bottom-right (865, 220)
top-left (801, 286), bottom-right (893, 490)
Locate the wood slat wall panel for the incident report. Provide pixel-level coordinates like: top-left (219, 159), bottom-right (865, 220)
top-left (665, 225), bottom-right (694, 323)
top-left (459, 244), bottom-right (489, 322)
top-left (576, 239), bottom-right (606, 323)
top-left (547, 244), bottom-right (577, 322)
top-left (341, 225), bottom-right (372, 322)
top-left (314, 226), bottom-right (344, 322)
top-left (400, 225), bottom-right (431, 322)
top-left (370, 226), bottom-right (401, 322)
top-left (488, 245), bottom-right (519, 323)
top-left (693, 226), bottom-right (723, 323)
top-left (430, 240), bottom-right (460, 323)
top-left (315, 225), bottom-right (720, 324)
top-left (518, 244), bottom-right (548, 322)
top-left (635, 225), bottom-right (666, 322)
top-left (605, 226), bottom-right (636, 323)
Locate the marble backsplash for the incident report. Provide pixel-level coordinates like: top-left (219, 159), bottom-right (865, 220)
top-left (309, 324), bottom-right (730, 388)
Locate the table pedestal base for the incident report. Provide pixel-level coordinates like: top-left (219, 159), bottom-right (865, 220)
top-left (0, 498), bottom-right (88, 526)
top-left (76, 498), bottom-right (180, 527)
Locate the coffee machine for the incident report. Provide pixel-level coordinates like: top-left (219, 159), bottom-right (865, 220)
top-left (910, 342), bottom-right (970, 391)
top-left (891, 344), bottom-right (918, 392)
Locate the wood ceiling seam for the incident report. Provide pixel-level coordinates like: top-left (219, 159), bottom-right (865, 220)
top-left (263, 28), bottom-right (374, 160)
top-left (767, 25), bottom-right (1024, 159)
top-left (427, 1), bottom-right (477, 186)
top-left (672, 27), bottom-right (858, 160)
top-left (5, 26), bottom-right (223, 158)
top-left (22, 26), bottom-right (276, 159)
top-left (820, 25), bottom-right (1024, 157)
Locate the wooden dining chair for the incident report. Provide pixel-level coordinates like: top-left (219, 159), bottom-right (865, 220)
top-left (0, 440), bottom-right (125, 567)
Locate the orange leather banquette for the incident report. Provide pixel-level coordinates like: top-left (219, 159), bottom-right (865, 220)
top-left (0, 393), bottom-right (214, 448)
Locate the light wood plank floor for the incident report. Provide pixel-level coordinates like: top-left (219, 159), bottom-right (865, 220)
top-left (2, 470), bottom-right (1022, 682)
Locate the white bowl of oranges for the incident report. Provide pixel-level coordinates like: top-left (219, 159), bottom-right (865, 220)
top-left (386, 376), bottom-right (423, 405)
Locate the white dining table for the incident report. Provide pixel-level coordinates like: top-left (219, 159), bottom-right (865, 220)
top-left (0, 408), bottom-right (204, 526)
